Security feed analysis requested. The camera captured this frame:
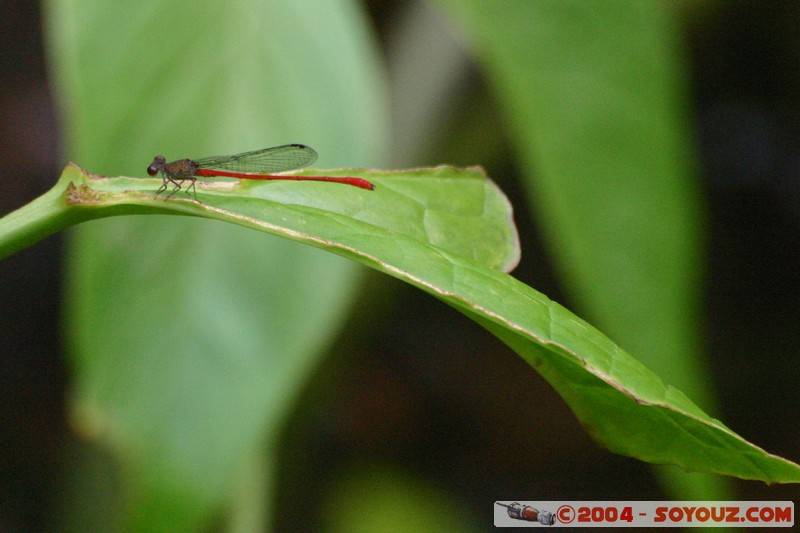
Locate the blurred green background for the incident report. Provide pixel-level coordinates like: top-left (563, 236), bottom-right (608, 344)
top-left (1, 0), bottom-right (798, 531)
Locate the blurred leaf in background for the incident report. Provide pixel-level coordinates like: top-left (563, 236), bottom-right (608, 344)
top-left (438, 0), bottom-right (727, 499)
top-left (45, 0), bottom-right (387, 529)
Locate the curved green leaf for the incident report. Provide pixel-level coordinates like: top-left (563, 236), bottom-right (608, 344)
top-left (6, 163), bottom-right (798, 484)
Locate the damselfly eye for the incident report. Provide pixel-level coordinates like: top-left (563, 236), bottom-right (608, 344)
top-left (147, 164), bottom-right (158, 176)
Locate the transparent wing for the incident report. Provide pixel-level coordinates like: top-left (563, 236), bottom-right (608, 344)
top-left (192, 144), bottom-right (318, 173)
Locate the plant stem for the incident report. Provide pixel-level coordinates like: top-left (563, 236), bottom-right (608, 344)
top-left (0, 172), bottom-right (77, 260)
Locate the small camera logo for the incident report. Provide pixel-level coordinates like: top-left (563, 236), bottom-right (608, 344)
top-left (496, 502), bottom-right (556, 525)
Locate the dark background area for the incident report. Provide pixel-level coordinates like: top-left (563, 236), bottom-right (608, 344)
top-left (1, 1), bottom-right (799, 531)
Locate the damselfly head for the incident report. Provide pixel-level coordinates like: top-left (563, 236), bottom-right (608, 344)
top-left (147, 155), bottom-right (167, 176)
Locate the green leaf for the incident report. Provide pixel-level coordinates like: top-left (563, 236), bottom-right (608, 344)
top-left (43, 0), bottom-right (388, 529)
top-left (4, 164), bottom-right (798, 485)
top-left (441, 0), bottom-right (710, 416)
top-left (438, 0), bottom-right (729, 497)
top-left (6, 163), bottom-right (519, 273)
